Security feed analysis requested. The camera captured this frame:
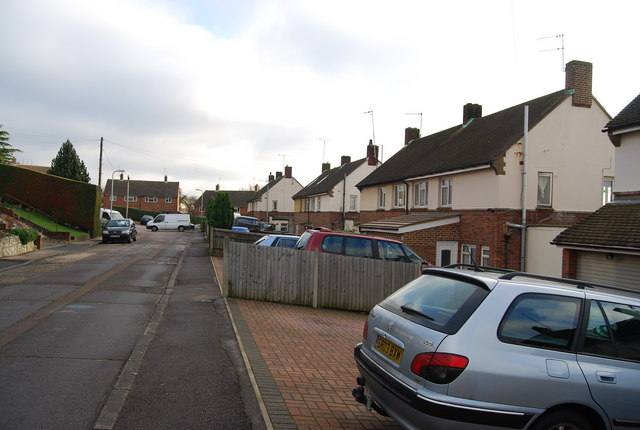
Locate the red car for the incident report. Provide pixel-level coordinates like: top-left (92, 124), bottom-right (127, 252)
top-left (294, 229), bottom-right (423, 264)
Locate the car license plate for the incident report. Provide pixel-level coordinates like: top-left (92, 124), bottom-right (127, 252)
top-left (375, 336), bottom-right (404, 364)
top-left (110, 234), bottom-right (120, 238)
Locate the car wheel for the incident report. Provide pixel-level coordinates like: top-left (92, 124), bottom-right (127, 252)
top-left (133, 235), bottom-right (137, 242)
top-left (531, 410), bottom-right (593, 430)
top-left (178, 225), bottom-right (185, 232)
top-left (151, 226), bottom-right (158, 232)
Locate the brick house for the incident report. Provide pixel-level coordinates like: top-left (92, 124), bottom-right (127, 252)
top-left (552, 92), bottom-right (640, 290)
top-left (196, 186), bottom-right (256, 217)
top-left (356, 60), bottom-right (615, 273)
top-left (291, 141), bottom-right (380, 234)
top-left (103, 176), bottom-right (180, 213)
top-left (247, 166), bottom-right (303, 232)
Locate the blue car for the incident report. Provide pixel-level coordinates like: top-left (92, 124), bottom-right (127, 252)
top-left (253, 234), bottom-right (299, 249)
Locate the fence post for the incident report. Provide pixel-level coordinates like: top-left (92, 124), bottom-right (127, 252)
top-left (312, 249), bottom-right (319, 308)
top-left (222, 236), bottom-right (230, 297)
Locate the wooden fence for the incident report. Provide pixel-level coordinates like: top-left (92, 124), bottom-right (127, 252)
top-left (223, 241), bottom-right (422, 312)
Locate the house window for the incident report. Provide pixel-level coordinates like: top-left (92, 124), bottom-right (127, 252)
top-left (414, 181), bottom-right (427, 207)
top-left (110, 195), bottom-right (117, 202)
top-left (440, 178), bottom-right (452, 206)
top-left (537, 173), bottom-right (553, 207)
top-left (165, 197), bottom-right (172, 203)
top-left (127, 196), bottom-right (137, 202)
top-left (272, 200), bottom-right (278, 211)
top-left (309, 197), bottom-right (315, 211)
top-left (481, 246), bottom-right (490, 266)
top-left (602, 177), bottom-right (614, 205)
top-left (393, 184), bottom-right (405, 208)
top-left (316, 197), bottom-right (321, 212)
top-left (378, 187), bottom-right (386, 209)
top-left (349, 195), bottom-right (357, 211)
top-left (145, 196), bottom-right (158, 203)
top-left (461, 244), bottom-right (477, 265)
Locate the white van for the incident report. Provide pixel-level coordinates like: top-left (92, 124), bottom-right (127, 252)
top-left (146, 213), bottom-right (194, 232)
top-left (100, 208), bottom-right (124, 226)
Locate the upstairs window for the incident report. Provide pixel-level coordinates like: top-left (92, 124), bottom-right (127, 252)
top-left (272, 200), bottom-right (278, 211)
top-left (127, 196), bottom-right (137, 202)
top-left (165, 197), bottom-right (172, 203)
top-left (414, 181), bottom-right (427, 207)
top-left (349, 195), bottom-right (357, 211)
top-left (145, 196), bottom-right (158, 203)
top-left (537, 172), bottom-right (553, 207)
top-left (440, 178), bottom-right (452, 207)
top-left (378, 187), bottom-right (386, 209)
top-left (393, 184), bottom-right (406, 208)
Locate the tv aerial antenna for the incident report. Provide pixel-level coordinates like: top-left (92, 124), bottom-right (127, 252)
top-left (362, 109), bottom-right (376, 145)
top-left (318, 138), bottom-right (330, 163)
top-left (277, 153), bottom-right (289, 168)
top-left (538, 34), bottom-right (565, 71)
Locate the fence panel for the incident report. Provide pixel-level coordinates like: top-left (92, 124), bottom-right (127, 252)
top-left (225, 243), bottom-right (421, 311)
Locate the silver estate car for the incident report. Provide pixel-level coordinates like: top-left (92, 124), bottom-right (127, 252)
top-left (353, 265), bottom-right (640, 430)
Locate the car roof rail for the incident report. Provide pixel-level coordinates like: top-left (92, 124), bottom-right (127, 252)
top-left (443, 263), bottom-right (514, 274)
top-left (498, 271), bottom-right (640, 296)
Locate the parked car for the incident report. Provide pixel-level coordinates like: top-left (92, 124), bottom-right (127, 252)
top-left (254, 234), bottom-right (299, 249)
top-left (353, 265), bottom-right (640, 430)
top-left (295, 230), bottom-right (423, 264)
top-left (139, 214), bottom-right (153, 225)
top-left (260, 222), bottom-right (276, 232)
top-left (231, 226), bottom-right (250, 232)
top-left (233, 215), bottom-right (261, 232)
top-left (102, 218), bottom-right (137, 243)
top-left (146, 213), bottom-right (194, 232)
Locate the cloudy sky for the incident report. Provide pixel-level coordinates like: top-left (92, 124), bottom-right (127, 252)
top-left (1, 0), bottom-right (638, 197)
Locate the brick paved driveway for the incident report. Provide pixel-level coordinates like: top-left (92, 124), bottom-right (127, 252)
top-left (231, 300), bottom-right (402, 430)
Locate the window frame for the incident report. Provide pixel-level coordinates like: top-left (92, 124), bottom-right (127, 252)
top-left (349, 195), bottom-right (357, 212)
top-left (537, 172), bottom-right (553, 207)
top-left (481, 246), bottom-right (490, 266)
top-left (440, 178), bottom-right (452, 207)
top-left (414, 181), bottom-right (428, 208)
top-left (165, 197), bottom-right (172, 203)
top-left (461, 244), bottom-right (477, 265)
top-left (378, 187), bottom-right (386, 209)
top-left (602, 177), bottom-right (614, 205)
top-left (393, 184), bottom-right (406, 208)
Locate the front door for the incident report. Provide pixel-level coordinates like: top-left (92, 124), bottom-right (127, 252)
top-left (436, 241), bottom-right (458, 267)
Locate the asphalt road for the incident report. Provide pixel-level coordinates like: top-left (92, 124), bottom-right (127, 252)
top-left (0, 227), bottom-right (264, 430)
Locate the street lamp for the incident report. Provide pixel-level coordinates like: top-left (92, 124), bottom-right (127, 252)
top-left (110, 169), bottom-right (125, 211)
top-left (196, 188), bottom-right (204, 216)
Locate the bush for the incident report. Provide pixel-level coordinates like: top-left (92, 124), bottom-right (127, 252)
top-left (8, 228), bottom-right (40, 245)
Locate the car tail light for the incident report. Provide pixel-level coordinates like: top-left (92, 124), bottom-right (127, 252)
top-left (362, 319), bottom-right (369, 341)
top-left (410, 353), bottom-right (468, 384)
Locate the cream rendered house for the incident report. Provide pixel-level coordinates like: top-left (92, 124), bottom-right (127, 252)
top-left (248, 166), bottom-right (302, 232)
top-left (357, 60), bottom-right (614, 274)
top-left (292, 142), bottom-right (379, 234)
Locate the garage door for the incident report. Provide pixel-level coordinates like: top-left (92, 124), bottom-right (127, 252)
top-left (576, 251), bottom-right (640, 291)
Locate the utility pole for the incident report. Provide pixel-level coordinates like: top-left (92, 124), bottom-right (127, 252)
top-left (98, 137), bottom-right (103, 189)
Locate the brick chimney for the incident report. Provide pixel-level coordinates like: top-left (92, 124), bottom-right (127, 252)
top-left (284, 165), bottom-right (292, 178)
top-left (463, 103), bottom-right (482, 124)
top-left (268, 172), bottom-right (274, 181)
top-left (404, 128), bottom-right (420, 146)
top-left (341, 155), bottom-right (351, 166)
top-left (164, 175), bottom-right (168, 182)
top-left (367, 139), bottom-right (379, 165)
top-left (322, 162), bottom-right (331, 172)
top-left (215, 184), bottom-right (220, 191)
top-left (565, 60), bottom-right (593, 108)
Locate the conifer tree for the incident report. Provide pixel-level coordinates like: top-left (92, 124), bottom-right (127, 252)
top-left (206, 192), bottom-right (234, 229)
top-left (0, 124), bottom-right (20, 164)
top-left (48, 139), bottom-right (91, 182)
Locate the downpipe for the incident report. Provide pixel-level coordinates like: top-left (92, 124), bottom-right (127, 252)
top-left (352, 378), bottom-right (388, 416)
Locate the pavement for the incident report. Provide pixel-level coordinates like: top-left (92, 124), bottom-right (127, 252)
top-left (0, 233), bottom-right (401, 430)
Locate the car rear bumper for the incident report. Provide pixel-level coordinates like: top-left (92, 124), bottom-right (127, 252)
top-left (354, 343), bottom-right (534, 429)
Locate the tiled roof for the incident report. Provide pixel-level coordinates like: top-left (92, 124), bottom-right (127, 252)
top-left (251, 176), bottom-right (284, 200)
top-left (551, 202), bottom-right (640, 251)
top-left (357, 90), bottom-right (569, 188)
top-left (292, 158), bottom-right (367, 199)
top-left (603, 92), bottom-right (640, 132)
top-left (104, 179), bottom-right (179, 198)
top-left (200, 190), bottom-right (256, 209)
